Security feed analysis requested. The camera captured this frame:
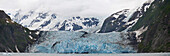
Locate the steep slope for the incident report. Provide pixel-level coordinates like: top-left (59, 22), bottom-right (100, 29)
top-left (98, 9), bottom-right (130, 33)
top-left (130, 0), bottom-right (170, 52)
top-left (99, 1), bottom-right (153, 33)
top-left (0, 10), bottom-right (39, 52)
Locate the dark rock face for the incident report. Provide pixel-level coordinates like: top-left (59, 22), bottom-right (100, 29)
top-left (126, 32), bottom-right (138, 49)
top-left (82, 18), bottom-right (99, 27)
top-left (98, 9), bottom-right (130, 33)
top-left (36, 13), bottom-right (48, 19)
top-left (128, 3), bottom-right (150, 23)
top-left (0, 10), bottom-right (39, 52)
top-left (130, 0), bottom-right (170, 52)
top-left (40, 20), bottom-right (51, 28)
top-left (72, 23), bottom-right (83, 30)
top-left (0, 10), bottom-right (10, 19)
top-left (80, 31), bottom-right (88, 38)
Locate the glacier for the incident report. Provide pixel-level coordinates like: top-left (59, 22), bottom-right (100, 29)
top-left (28, 31), bottom-right (136, 53)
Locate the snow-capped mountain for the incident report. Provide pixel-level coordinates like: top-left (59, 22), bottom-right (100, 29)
top-left (7, 10), bottom-right (99, 31)
top-left (2, 0), bottom-right (151, 32)
top-left (99, 0), bottom-right (154, 33)
top-left (99, 9), bottom-right (130, 33)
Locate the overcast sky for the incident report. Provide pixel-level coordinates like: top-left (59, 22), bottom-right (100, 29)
top-left (0, 0), bottom-right (148, 18)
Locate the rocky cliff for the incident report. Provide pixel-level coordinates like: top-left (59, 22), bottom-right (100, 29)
top-left (130, 0), bottom-right (170, 52)
top-left (0, 10), bottom-right (39, 52)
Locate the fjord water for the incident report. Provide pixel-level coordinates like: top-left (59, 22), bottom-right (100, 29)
top-left (28, 31), bottom-right (136, 53)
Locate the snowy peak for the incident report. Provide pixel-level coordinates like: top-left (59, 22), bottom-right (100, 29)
top-left (99, 9), bottom-right (131, 33)
top-left (56, 16), bottom-right (99, 31)
top-left (99, 1), bottom-right (154, 33)
top-left (111, 9), bottom-right (129, 19)
top-left (8, 10), bottom-right (99, 31)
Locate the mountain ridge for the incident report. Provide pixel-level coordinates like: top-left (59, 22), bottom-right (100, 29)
top-left (0, 10), bottom-right (39, 52)
top-left (130, 0), bottom-right (170, 52)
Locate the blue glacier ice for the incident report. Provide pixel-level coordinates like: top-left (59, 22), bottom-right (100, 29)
top-left (29, 31), bottom-right (136, 53)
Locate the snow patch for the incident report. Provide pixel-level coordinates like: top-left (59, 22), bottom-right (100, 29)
top-left (144, 0), bottom-right (155, 12)
top-left (24, 30), bottom-right (27, 32)
top-left (15, 45), bottom-right (20, 53)
top-left (134, 26), bottom-right (148, 42)
top-left (8, 48), bottom-right (13, 52)
top-left (29, 35), bottom-right (33, 39)
top-left (11, 21), bottom-right (15, 23)
top-left (6, 20), bottom-right (9, 23)
top-left (144, 5), bottom-right (150, 12)
top-left (112, 15), bottom-right (119, 18)
top-left (162, 0), bottom-right (164, 2)
top-left (35, 31), bottom-right (40, 35)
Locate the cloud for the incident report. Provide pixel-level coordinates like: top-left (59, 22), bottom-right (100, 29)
top-left (0, 0), bottom-right (148, 18)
